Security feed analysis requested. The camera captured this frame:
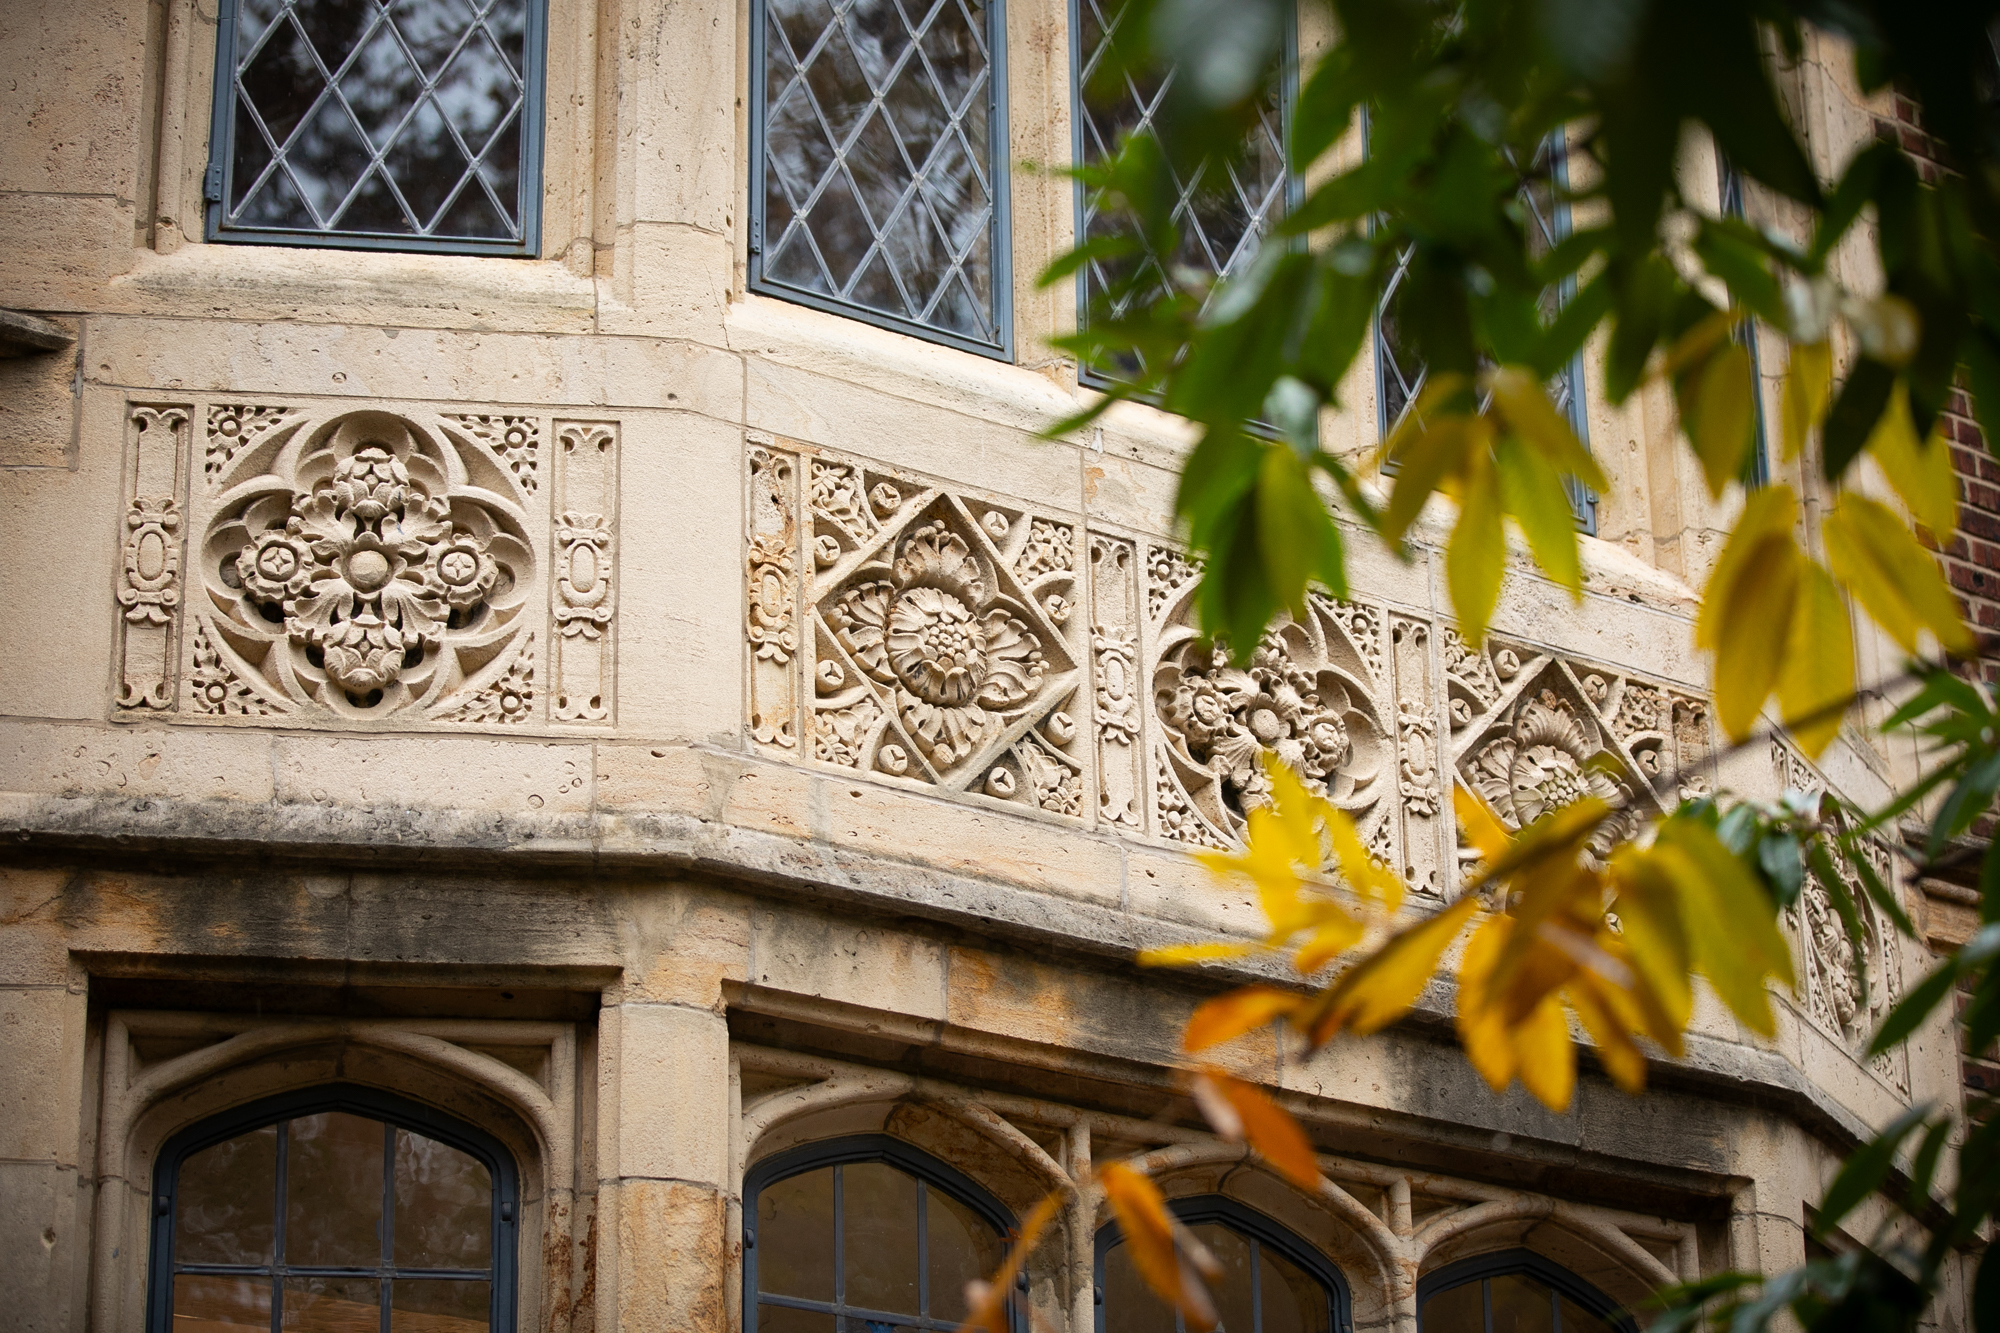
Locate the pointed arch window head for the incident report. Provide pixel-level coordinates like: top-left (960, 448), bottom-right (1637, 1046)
top-left (743, 1134), bottom-right (1020, 1332)
top-left (1095, 1196), bottom-right (1350, 1333)
top-left (149, 1085), bottom-right (519, 1333)
top-left (205, 0), bottom-right (547, 255)
top-left (1417, 1250), bottom-right (1634, 1333)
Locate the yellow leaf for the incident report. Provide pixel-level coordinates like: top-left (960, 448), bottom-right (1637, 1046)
top-left (1696, 483), bottom-right (1798, 651)
top-left (1512, 993), bottom-right (1578, 1112)
top-left (1776, 560), bottom-right (1855, 759)
top-left (1495, 435), bottom-right (1584, 597)
top-left (1199, 1070), bottom-right (1325, 1192)
top-left (1565, 970), bottom-right (1650, 1095)
top-left (1325, 804), bottom-right (1403, 912)
top-left (1456, 913), bottom-right (1519, 1092)
top-left (1781, 340), bottom-right (1832, 462)
top-left (1711, 530), bottom-right (1800, 741)
top-left (1100, 1163), bottom-right (1219, 1331)
top-left (1685, 342), bottom-right (1757, 499)
top-left (1454, 785), bottom-right (1511, 863)
top-left (1294, 911), bottom-right (1366, 974)
top-left (1305, 895), bottom-right (1481, 1043)
top-left (1462, 795), bottom-right (1611, 895)
top-left (1487, 364), bottom-right (1608, 492)
top-left (1377, 372), bottom-right (1471, 472)
top-left (1184, 985), bottom-right (1304, 1053)
top-left (1825, 495), bottom-right (1978, 657)
top-left (1382, 416), bottom-right (1474, 545)
top-left (1607, 846), bottom-right (1694, 1040)
top-left (1447, 445), bottom-right (1507, 648)
top-left (961, 1190), bottom-right (1062, 1333)
top-left (1487, 856), bottom-right (1604, 995)
top-left (1659, 308), bottom-right (1737, 380)
top-left (1868, 385), bottom-right (1960, 537)
top-left (1139, 942), bottom-right (1260, 967)
top-left (1649, 821), bottom-right (1795, 1036)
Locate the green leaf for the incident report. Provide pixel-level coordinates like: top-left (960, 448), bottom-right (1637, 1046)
top-left (1757, 832), bottom-right (1805, 909)
top-left (1842, 837), bottom-right (1917, 939)
top-left (1821, 357), bottom-right (1898, 481)
top-left (1255, 444), bottom-right (1346, 615)
top-left (1812, 142), bottom-right (1899, 266)
top-left (1815, 1102), bottom-right (1932, 1234)
top-left (1653, 818), bottom-right (1796, 1035)
top-left (1040, 231), bottom-right (1143, 288)
top-left (1868, 924), bottom-right (2000, 1056)
top-left (1931, 748), bottom-right (2000, 856)
top-left (1495, 435), bottom-right (1583, 596)
top-left (1962, 330), bottom-right (2000, 465)
top-left (1487, 365), bottom-right (1608, 491)
top-left (1684, 342), bottom-right (1758, 499)
top-left (1381, 415), bottom-right (1475, 546)
top-left (1607, 257), bottom-right (1678, 404)
top-left (1446, 446), bottom-right (1507, 648)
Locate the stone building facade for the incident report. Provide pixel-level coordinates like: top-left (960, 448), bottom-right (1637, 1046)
top-left (0, 2), bottom-right (1976, 1331)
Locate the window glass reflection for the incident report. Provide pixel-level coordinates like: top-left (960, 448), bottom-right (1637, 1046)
top-left (749, 1151), bottom-right (1010, 1331)
top-left (215, 0), bottom-right (536, 247)
top-left (1101, 1206), bottom-right (1336, 1333)
top-left (165, 1103), bottom-right (500, 1333)
top-left (757, 0), bottom-right (1004, 350)
top-left (1418, 1260), bottom-right (1625, 1333)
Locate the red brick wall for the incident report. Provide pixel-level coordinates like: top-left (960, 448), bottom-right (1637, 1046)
top-left (1874, 96), bottom-right (2000, 680)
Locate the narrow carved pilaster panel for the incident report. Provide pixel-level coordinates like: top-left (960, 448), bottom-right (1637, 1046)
top-left (550, 421), bottom-right (618, 724)
top-left (1390, 616), bottom-right (1443, 899)
top-left (1088, 532), bottom-right (1142, 831)
top-left (748, 442), bottom-right (801, 751)
top-left (116, 404), bottom-right (191, 716)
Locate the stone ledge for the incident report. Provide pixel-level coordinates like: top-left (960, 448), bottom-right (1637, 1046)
top-left (0, 789), bottom-right (1894, 1163)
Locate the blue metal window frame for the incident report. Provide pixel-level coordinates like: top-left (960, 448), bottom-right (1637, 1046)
top-left (1067, 0), bottom-right (1301, 394)
top-left (742, 1133), bottom-right (1027, 1332)
top-left (1717, 153), bottom-right (1772, 488)
top-left (203, 0), bottom-right (548, 257)
top-left (146, 1082), bottom-right (521, 1333)
top-left (748, 0), bottom-right (1015, 361)
top-left (1416, 1248), bottom-right (1636, 1333)
top-left (1370, 127), bottom-right (1597, 533)
top-left (1092, 1193), bottom-right (1353, 1333)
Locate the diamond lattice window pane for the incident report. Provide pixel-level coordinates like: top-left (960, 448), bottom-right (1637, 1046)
top-left (755, 0), bottom-right (1005, 353)
top-left (1073, 0), bottom-right (1289, 381)
top-left (1374, 133), bottom-right (1596, 527)
top-left (213, 0), bottom-right (539, 253)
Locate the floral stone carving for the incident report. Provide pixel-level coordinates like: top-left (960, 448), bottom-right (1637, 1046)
top-left (1152, 592), bottom-right (1387, 842)
top-left (809, 472), bottom-right (1081, 814)
top-left (198, 411), bottom-right (535, 717)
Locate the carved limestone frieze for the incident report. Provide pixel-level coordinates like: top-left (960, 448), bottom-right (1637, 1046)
top-left (1443, 635), bottom-right (1712, 874)
top-left (116, 405), bottom-right (191, 715)
top-left (193, 408), bottom-right (541, 722)
top-left (1148, 558), bottom-right (1388, 847)
top-left (1772, 742), bottom-right (1913, 1098)
top-left (206, 405), bottom-right (295, 483)
top-left (751, 443), bottom-right (1085, 816)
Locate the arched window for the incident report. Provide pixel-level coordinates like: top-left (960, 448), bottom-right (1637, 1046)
top-left (1417, 1250), bottom-right (1634, 1333)
top-left (1095, 1195), bottom-right (1350, 1333)
top-left (147, 1083), bottom-right (519, 1333)
top-left (743, 1133), bottom-right (1019, 1332)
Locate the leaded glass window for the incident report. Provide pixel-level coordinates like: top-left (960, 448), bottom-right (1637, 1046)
top-left (1071, 0), bottom-right (1292, 384)
top-left (1417, 1250), bottom-right (1633, 1333)
top-left (206, 0), bottom-right (545, 254)
top-left (1095, 1196), bottom-right (1347, 1333)
top-left (744, 1136), bottom-right (1016, 1332)
top-left (752, 0), bottom-right (1010, 358)
top-left (1375, 133), bottom-right (1596, 529)
top-left (149, 1086), bottom-right (518, 1333)
top-left (1718, 154), bottom-right (1771, 487)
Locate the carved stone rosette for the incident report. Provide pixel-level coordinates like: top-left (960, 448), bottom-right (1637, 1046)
top-left (1443, 633), bottom-right (1711, 871)
top-left (1147, 557), bottom-right (1389, 847)
top-left (760, 446), bottom-right (1085, 816)
top-left (191, 408), bottom-right (540, 721)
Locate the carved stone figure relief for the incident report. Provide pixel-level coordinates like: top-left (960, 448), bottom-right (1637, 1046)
top-left (1772, 742), bottom-right (1913, 1098)
top-left (192, 409), bottom-right (539, 721)
top-left (117, 405), bottom-right (191, 714)
top-left (775, 450), bottom-right (1084, 815)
